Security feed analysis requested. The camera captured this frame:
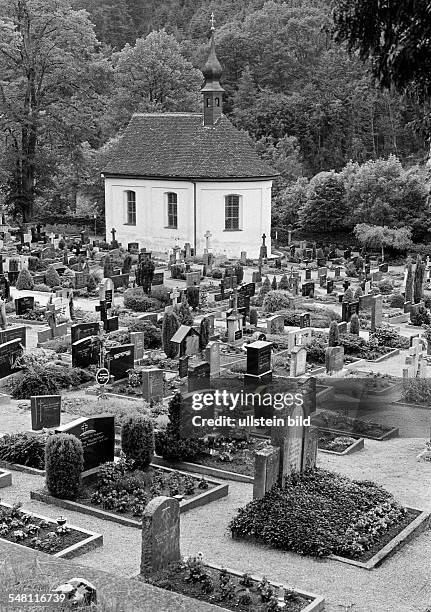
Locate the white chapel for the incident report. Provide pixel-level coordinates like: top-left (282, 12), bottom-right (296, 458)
top-left (103, 28), bottom-right (276, 259)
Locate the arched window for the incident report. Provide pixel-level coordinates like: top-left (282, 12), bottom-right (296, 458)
top-left (215, 97), bottom-right (220, 107)
top-left (167, 192), bottom-right (178, 229)
top-left (206, 97), bottom-right (211, 107)
top-left (225, 195), bottom-right (240, 230)
top-left (126, 191), bottom-right (136, 225)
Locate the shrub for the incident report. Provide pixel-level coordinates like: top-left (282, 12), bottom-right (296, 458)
top-left (354, 286), bottom-right (363, 299)
top-left (10, 365), bottom-right (93, 399)
top-left (278, 274), bottom-right (290, 290)
top-left (349, 313), bottom-right (360, 335)
top-left (370, 325), bottom-right (409, 348)
top-left (42, 337), bottom-right (71, 353)
top-left (151, 285), bottom-right (171, 306)
top-left (229, 468), bottom-right (405, 558)
top-left (249, 308), bottom-right (258, 326)
top-left (260, 277), bottom-right (271, 297)
top-left (162, 312), bottom-right (180, 358)
top-left (410, 305), bottom-right (430, 326)
top-left (389, 293), bottom-right (405, 309)
top-left (87, 273), bottom-right (98, 293)
top-left (16, 269), bottom-right (34, 290)
top-left (262, 290), bottom-right (292, 313)
top-left (33, 283), bottom-right (50, 292)
top-left (271, 276), bottom-right (277, 290)
top-left (45, 433), bottom-right (83, 500)
top-left (378, 278), bottom-right (393, 295)
top-left (123, 288), bottom-right (161, 312)
top-left (186, 286), bottom-right (200, 310)
top-left (103, 254), bottom-right (113, 278)
top-left (45, 265), bottom-right (61, 288)
top-left (121, 417), bottom-right (154, 470)
top-left (121, 317), bottom-right (162, 349)
top-left (402, 379), bottom-right (431, 405)
top-left (0, 432), bottom-right (46, 469)
top-left (328, 321), bottom-right (339, 346)
top-left (176, 296), bottom-right (194, 326)
top-left (211, 268), bottom-right (223, 279)
top-left (171, 264), bottom-right (185, 280)
top-left (155, 393), bottom-right (205, 462)
top-left (342, 287), bottom-right (354, 303)
top-left (234, 264), bottom-right (244, 284)
top-left (199, 317), bottom-right (210, 350)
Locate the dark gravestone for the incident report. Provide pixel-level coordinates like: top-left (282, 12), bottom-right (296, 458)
top-left (151, 272), bottom-right (164, 286)
top-left (187, 361), bottom-right (210, 392)
top-left (72, 336), bottom-right (100, 368)
top-left (301, 282), bottom-right (314, 297)
top-left (0, 339), bottom-right (24, 378)
top-left (128, 242), bottom-right (139, 254)
top-left (0, 326), bottom-right (27, 348)
top-left (326, 280), bottom-right (334, 294)
top-left (140, 497), bottom-right (181, 576)
top-left (15, 296), bottom-right (35, 316)
top-left (142, 368), bottom-right (164, 403)
top-left (178, 355), bottom-right (189, 378)
top-left (239, 282), bottom-right (256, 297)
top-left (56, 414), bottom-right (115, 472)
top-left (31, 395), bottom-right (61, 431)
top-left (104, 316), bottom-right (119, 333)
top-left (325, 346), bottom-right (344, 373)
top-left (70, 322), bottom-right (100, 345)
top-left (130, 331), bottom-right (145, 361)
top-left (246, 340), bottom-right (272, 376)
top-left (299, 313), bottom-right (311, 328)
top-left (379, 263), bottom-right (388, 273)
top-left (111, 274), bottom-right (129, 290)
top-left (344, 249), bottom-right (351, 259)
top-left (107, 344), bottom-right (134, 380)
top-left (319, 274), bottom-right (327, 287)
top-left (305, 268), bottom-right (312, 280)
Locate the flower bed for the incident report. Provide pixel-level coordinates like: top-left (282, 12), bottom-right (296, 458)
top-left (318, 432), bottom-right (364, 455)
top-left (31, 460), bottom-right (228, 528)
top-left (0, 502), bottom-right (102, 558)
top-left (142, 555), bottom-right (324, 612)
top-left (0, 432), bottom-right (47, 471)
top-left (314, 411), bottom-right (399, 440)
top-left (230, 469), bottom-right (424, 567)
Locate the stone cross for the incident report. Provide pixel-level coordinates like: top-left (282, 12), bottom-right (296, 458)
top-left (111, 228), bottom-right (116, 243)
top-left (210, 11), bottom-right (215, 30)
top-left (204, 230), bottom-right (212, 252)
top-left (262, 233), bottom-right (266, 246)
top-left (170, 286), bottom-right (180, 305)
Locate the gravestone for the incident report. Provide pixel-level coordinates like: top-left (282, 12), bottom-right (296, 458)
top-left (305, 268), bottom-right (312, 281)
top-left (227, 313), bottom-right (243, 343)
top-left (325, 346), bottom-right (344, 374)
top-left (253, 445), bottom-right (280, 500)
top-left (188, 361), bottom-right (210, 392)
top-left (266, 315), bottom-right (284, 335)
top-left (130, 331), bottom-right (145, 361)
top-left (72, 336), bottom-right (100, 369)
top-left (299, 313), bottom-right (311, 329)
top-left (301, 282), bottom-right (314, 297)
top-left (0, 339), bottom-right (24, 378)
top-left (245, 340), bottom-right (272, 383)
top-left (290, 345), bottom-right (307, 377)
top-left (31, 395), bottom-right (61, 431)
top-left (56, 414), bottom-right (115, 472)
top-left (104, 316), bottom-right (119, 333)
top-left (142, 368), bottom-right (164, 403)
top-left (71, 322), bottom-right (100, 345)
top-left (15, 296), bottom-right (35, 316)
top-left (107, 344), bottom-right (134, 380)
top-left (205, 341), bottom-right (220, 376)
top-left (140, 497), bottom-right (181, 576)
top-left (326, 280), bottom-right (334, 294)
top-left (170, 325), bottom-right (201, 357)
top-left (151, 272), bottom-right (164, 286)
top-left (371, 294), bottom-right (383, 332)
top-left (178, 355), bottom-right (189, 378)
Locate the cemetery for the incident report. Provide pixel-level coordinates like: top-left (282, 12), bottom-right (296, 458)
top-left (1, 3), bottom-right (431, 610)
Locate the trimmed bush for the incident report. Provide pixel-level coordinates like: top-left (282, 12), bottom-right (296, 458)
top-left (354, 286), bottom-right (363, 299)
top-left (389, 293), bottom-right (405, 309)
top-left (162, 311), bottom-right (180, 358)
top-left (151, 285), bottom-right (171, 306)
top-left (176, 296), bottom-right (193, 326)
top-left (45, 433), bottom-right (84, 500)
top-left (263, 290), bottom-right (292, 313)
top-left (328, 320), bottom-right (339, 346)
top-left (199, 316), bottom-right (210, 350)
top-left (278, 274), bottom-right (290, 290)
top-left (16, 269), bottom-right (34, 290)
top-left (260, 276), bottom-right (271, 297)
top-left (249, 308), bottom-right (258, 326)
top-left (342, 287), bottom-right (354, 303)
top-left (410, 304), bottom-right (430, 326)
top-left (271, 276), bottom-right (277, 290)
top-left (123, 288), bottom-right (161, 312)
top-left (0, 432), bottom-right (46, 470)
top-left (45, 265), bottom-right (61, 288)
top-left (87, 273), bottom-right (98, 292)
top-left (121, 416), bottom-right (154, 470)
top-left (378, 278), bottom-right (393, 295)
top-left (121, 317), bottom-right (162, 349)
top-left (33, 283), bottom-right (50, 292)
top-left (186, 286), bottom-right (200, 310)
top-left (155, 393), bottom-right (205, 462)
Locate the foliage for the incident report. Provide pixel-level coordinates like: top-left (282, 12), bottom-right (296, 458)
top-left (136, 258), bottom-right (155, 293)
top-left (370, 326), bottom-right (409, 349)
top-left (150, 285), bottom-right (171, 306)
top-left (87, 273), bottom-right (98, 293)
top-left (259, 277), bottom-right (271, 297)
top-left (342, 287), bottom-right (354, 303)
top-left (16, 269), bottom-right (34, 291)
top-left (413, 255), bottom-right (425, 304)
top-left (10, 365), bottom-right (93, 399)
top-left (230, 468), bottom-right (406, 558)
top-left (389, 293), bottom-right (405, 309)
top-left (162, 311), bottom-right (180, 358)
top-left (45, 433), bottom-right (84, 500)
top-left (262, 290), bottom-right (292, 313)
top-left (354, 224), bottom-right (412, 260)
top-left (249, 308), bottom-right (258, 326)
top-left (401, 379), bottom-right (431, 406)
top-left (121, 316), bottom-right (162, 349)
top-left (121, 417), bottom-right (154, 470)
top-left (155, 393), bottom-right (205, 462)
top-left (378, 278), bottom-right (393, 295)
top-left (298, 171), bottom-right (349, 233)
top-left (123, 288), bottom-right (161, 312)
top-left (176, 296), bottom-right (194, 326)
top-left (45, 266), bottom-right (61, 288)
top-left (277, 274), bottom-right (289, 291)
top-left (33, 283), bottom-right (50, 292)
top-left (186, 286), bottom-right (200, 310)
top-left (328, 321), bottom-right (339, 347)
top-left (199, 317), bottom-right (210, 351)
top-left (0, 432), bottom-right (47, 469)
top-left (410, 305), bottom-right (430, 326)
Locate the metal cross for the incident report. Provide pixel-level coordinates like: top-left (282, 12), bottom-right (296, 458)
top-left (210, 12), bottom-right (215, 30)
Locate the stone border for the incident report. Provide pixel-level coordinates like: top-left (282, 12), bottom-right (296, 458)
top-left (205, 561), bottom-right (325, 612)
top-left (232, 507), bottom-right (430, 571)
top-left (394, 400), bottom-right (431, 410)
top-left (329, 507), bottom-right (430, 570)
top-left (319, 436), bottom-right (364, 456)
top-left (318, 425), bottom-right (399, 441)
top-left (0, 502), bottom-right (102, 559)
top-left (152, 455), bottom-right (253, 484)
top-left (0, 459), bottom-right (45, 476)
top-left (31, 464), bottom-right (228, 529)
top-left (0, 469), bottom-right (12, 488)
top-left (366, 348), bottom-right (400, 363)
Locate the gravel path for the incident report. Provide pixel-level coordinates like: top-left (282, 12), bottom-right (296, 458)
top-left (1, 438), bottom-right (430, 612)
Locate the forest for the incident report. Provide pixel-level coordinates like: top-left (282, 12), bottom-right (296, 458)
top-left (0, 0), bottom-right (429, 243)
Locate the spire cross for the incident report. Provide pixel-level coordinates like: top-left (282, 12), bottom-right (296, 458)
top-left (210, 12), bottom-right (215, 30)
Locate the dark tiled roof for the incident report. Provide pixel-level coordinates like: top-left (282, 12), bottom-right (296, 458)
top-left (103, 113), bottom-right (277, 180)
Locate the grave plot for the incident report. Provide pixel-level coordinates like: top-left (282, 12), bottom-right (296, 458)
top-left (0, 469), bottom-right (12, 487)
top-left (0, 502), bottom-right (102, 558)
top-left (314, 411), bottom-right (399, 440)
